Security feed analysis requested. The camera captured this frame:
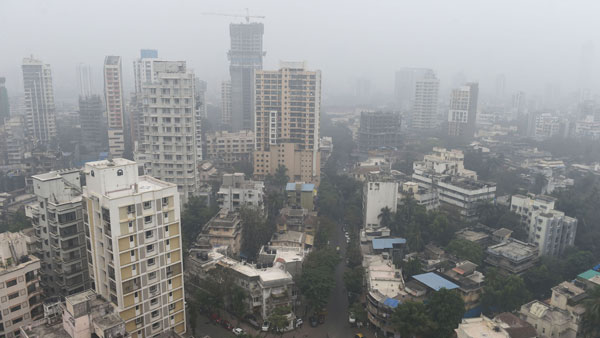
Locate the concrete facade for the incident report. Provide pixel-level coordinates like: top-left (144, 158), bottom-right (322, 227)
top-left (103, 56), bottom-right (125, 158)
top-left (22, 57), bottom-right (57, 145)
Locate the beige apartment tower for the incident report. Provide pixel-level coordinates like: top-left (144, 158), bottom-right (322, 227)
top-left (83, 159), bottom-right (186, 338)
top-left (254, 62), bottom-right (321, 184)
top-left (22, 57), bottom-right (57, 144)
top-left (104, 56), bottom-right (126, 157)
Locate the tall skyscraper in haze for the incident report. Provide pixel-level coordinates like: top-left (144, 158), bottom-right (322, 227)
top-left (395, 68), bottom-right (439, 130)
top-left (0, 77), bottom-right (9, 124)
top-left (77, 63), bottom-right (95, 98)
top-left (221, 80), bottom-right (232, 126)
top-left (83, 159), bottom-right (187, 337)
top-left (448, 82), bottom-right (479, 138)
top-left (79, 95), bottom-right (107, 153)
top-left (104, 56), bottom-right (125, 157)
top-left (579, 41), bottom-right (594, 102)
top-left (132, 50), bottom-right (160, 146)
top-left (254, 62), bottom-right (321, 184)
top-left (22, 57), bottom-right (57, 144)
top-left (229, 22), bottom-right (265, 131)
top-left (137, 60), bottom-right (199, 203)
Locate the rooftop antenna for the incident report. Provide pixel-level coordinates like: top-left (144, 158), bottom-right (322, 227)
top-left (202, 8), bottom-right (265, 23)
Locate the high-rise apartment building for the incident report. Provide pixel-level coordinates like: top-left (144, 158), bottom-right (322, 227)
top-left (28, 169), bottom-right (90, 297)
top-left (394, 68), bottom-right (439, 130)
top-left (0, 231), bottom-right (43, 338)
top-left (79, 95), bottom-right (107, 154)
top-left (205, 130), bottom-right (254, 166)
top-left (137, 61), bottom-right (199, 203)
top-left (83, 158), bottom-right (186, 338)
top-left (0, 116), bottom-right (28, 165)
top-left (448, 83), bottom-right (479, 138)
top-left (229, 22), bottom-right (265, 131)
top-left (0, 77), bottom-right (9, 124)
top-left (22, 57), bottom-right (57, 144)
top-left (132, 50), bottom-right (160, 147)
top-left (76, 63), bottom-right (95, 98)
top-left (254, 62), bottom-right (321, 184)
top-left (221, 81), bottom-right (232, 126)
top-left (194, 79), bottom-right (206, 161)
top-left (104, 56), bottom-right (125, 157)
top-left (357, 111), bottom-right (402, 153)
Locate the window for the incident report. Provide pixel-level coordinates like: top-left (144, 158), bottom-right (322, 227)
top-left (117, 169), bottom-right (123, 176)
top-left (144, 216), bottom-right (152, 224)
top-left (6, 280), bottom-right (17, 288)
top-left (169, 303), bottom-right (175, 310)
top-left (149, 272), bottom-right (157, 280)
top-left (8, 292), bottom-right (19, 300)
top-left (146, 244), bottom-right (154, 253)
top-left (127, 205), bottom-right (135, 214)
top-left (163, 212), bottom-right (168, 221)
top-left (151, 298), bottom-right (159, 306)
top-left (10, 305), bottom-right (21, 313)
top-left (129, 236), bottom-right (134, 243)
top-left (152, 322), bottom-right (160, 330)
top-left (135, 317), bottom-right (143, 325)
top-left (145, 230), bottom-right (153, 238)
top-left (164, 226), bottom-right (169, 233)
top-left (12, 317), bottom-right (22, 325)
top-left (130, 250), bottom-right (135, 257)
top-left (143, 201), bottom-right (152, 210)
top-left (148, 258), bottom-right (155, 267)
top-left (149, 285), bottom-right (158, 294)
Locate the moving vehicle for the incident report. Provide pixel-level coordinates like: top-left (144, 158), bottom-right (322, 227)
top-left (232, 328), bottom-right (245, 336)
top-left (261, 321), bottom-right (270, 332)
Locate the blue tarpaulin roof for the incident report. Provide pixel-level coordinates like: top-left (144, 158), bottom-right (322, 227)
top-left (285, 183), bottom-right (315, 192)
top-left (383, 298), bottom-right (400, 308)
top-left (372, 238), bottom-right (407, 250)
top-left (413, 272), bottom-right (459, 291)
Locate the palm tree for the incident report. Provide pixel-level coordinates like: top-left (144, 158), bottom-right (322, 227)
top-left (378, 207), bottom-right (393, 228)
top-left (581, 286), bottom-right (600, 337)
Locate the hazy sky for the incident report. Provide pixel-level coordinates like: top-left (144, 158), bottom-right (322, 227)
top-left (1, 0), bottom-right (599, 104)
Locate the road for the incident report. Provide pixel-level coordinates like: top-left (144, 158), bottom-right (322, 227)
top-left (191, 220), bottom-right (372, 338)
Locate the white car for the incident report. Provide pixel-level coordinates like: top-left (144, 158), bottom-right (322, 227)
top-left (349, 312), bottom-right (356, 325)
top-left (232, 327), bottom-right (245, 336)
top-left (262, 321), bottom-right (270, 332)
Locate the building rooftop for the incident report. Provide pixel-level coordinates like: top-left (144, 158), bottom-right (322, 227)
top-left (104, 55), bottom-right (120, 65)
top-left (412, 272), bottom-right (459, 291)
top-left (486, 239), bottom-right (538, 262)
top-left (271, 230), bottom-right (304, 245)
top-left (578, 269), bottom-right (600, 281)
top-left (285, 183), bottom-right (315, 192)
top-left (372, 237), bottom-right (406, 250)
top-left (365, 255), bottom-right (405, 299)
top-left (31, 168), bottom-right (80, 181)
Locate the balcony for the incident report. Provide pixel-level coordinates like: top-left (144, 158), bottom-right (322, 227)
top-left (122, 279), bottom-right (141, 294)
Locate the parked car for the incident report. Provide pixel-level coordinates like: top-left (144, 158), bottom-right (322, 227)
top-left (309, 316), bottom-right (318, 327)
top-left (349, 312), bottom-right (356, 326)
top-left (221, 320), bottom-right (233, 330)
top-left (209, 313), bottom-right (221, 324)
top-left (262, 321), bottom-right (270, 332)
top-left (232, 328), bottom-right (245, 336)
top-left (244, 314), bottom-right (260, 329)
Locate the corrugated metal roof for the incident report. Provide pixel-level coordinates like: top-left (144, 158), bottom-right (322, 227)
top-left (413, 272), bottom-right (459, 291)
top-left (372, 238), bottom-right (407, 250)
top-left (578, 269), bottom-right (600, 280)
top-left (285, 183), bottom-right (315, 192)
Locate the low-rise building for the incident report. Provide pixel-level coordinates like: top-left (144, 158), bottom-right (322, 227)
top-left (520, 281), bottom-right (586, 338)
top-left (441, 261), bottom-right (485, 311)
top-left (485, 239), bottom-right (539, 275)
top-left (285, 183), bottom-right (315, 211)
top-left (364, 255), bottom-right (407, 337)
top-left (511, 194), bottom-right (577, 256)
top-left (205, 130), bottom-right (254, 166)
top-left (0, 231), bottom-right (43, 338)
top-left (363, 176), bottom-right (398, 228)
top-left (20, 290), bottom-right (127, 338)
top-left (269, 231), bottom-right (305, 249)
top-left (197, 210), bottom-right (243, 256)
top-left (398, 182), bottom-right (439, 210)
top-left (456, 313), bottom-right (537, 338)
top-left (217, 173), bottom-right (265, 214)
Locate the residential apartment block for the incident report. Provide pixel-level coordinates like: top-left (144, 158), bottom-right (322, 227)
top-left (511, 194), bottom-right (577, 256)
top-left (357, 111), bottom-right (402, 153)
top-left (394, 68), bottom-right (439, 130)
top-left (0, 232), bottom-right (43, 338)
top-left (205, 130), bottom-right (254, 166)
top-left (137, 60), bottom-right (199, 204)
top-left (217, 173), bottom-right (265, 214)
top-left (83, 159), bottom-right (186, 337)
top-left (254, 62), bottom-right (321, 185)
top-left (448, 83), bottom-right (479, 138)
top-left (29, 169), bottom-right (90, 297)
top-left (197, 210), bottom-right (242, 256)
top-left (221, 81), bottom-right (232, 127)
top-left (485, 239), bottom-right (539, 275)
top-left (78, 95), bottom-right (107, 154)
top-left (104, 56), bottom-right (126, 157)
top-left (22, 57), bottom-right (57, 144)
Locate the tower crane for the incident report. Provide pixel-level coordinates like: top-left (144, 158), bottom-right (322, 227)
top-left (202, 8), bottom-right (265, 23)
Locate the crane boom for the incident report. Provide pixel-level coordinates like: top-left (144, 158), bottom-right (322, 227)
top-left (202, 8), bottom-right (265, 23)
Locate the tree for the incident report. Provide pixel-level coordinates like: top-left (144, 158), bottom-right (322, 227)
top-left (482, 268), bottom-right (530, 314)
top-left (581, 286), bottom-right (600, 338)
top-left (343, 266), bottom-right (364, 295)
top-left (523, 264), bottom-right (560, 299)
top-left (402, 257), bottom-right (422, 278)
top-left (299, 249), bottom-right (339, 312)
top-left (349, 302), bottom-right (367, 325)
top-left (0, 210), bottom-right (32, 234)
top-left (346, 242), bottom-right (362, 268)
top-left (426, 289), bottom-right (465, 337)
top-left (181, 196), bottom-right (219, 250)
top-left (378, 206), bottom-right (393, 229)
top-left (268, 305), bottom-right (292, 334)
top-left (390, 301), bottom-right (436, 338)
top-left (231, 285), bottom-right (247, 320)
top-left (446, 239), bottom-right (484, 265)
top-left (240, 207), bottom-right (273, 261)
